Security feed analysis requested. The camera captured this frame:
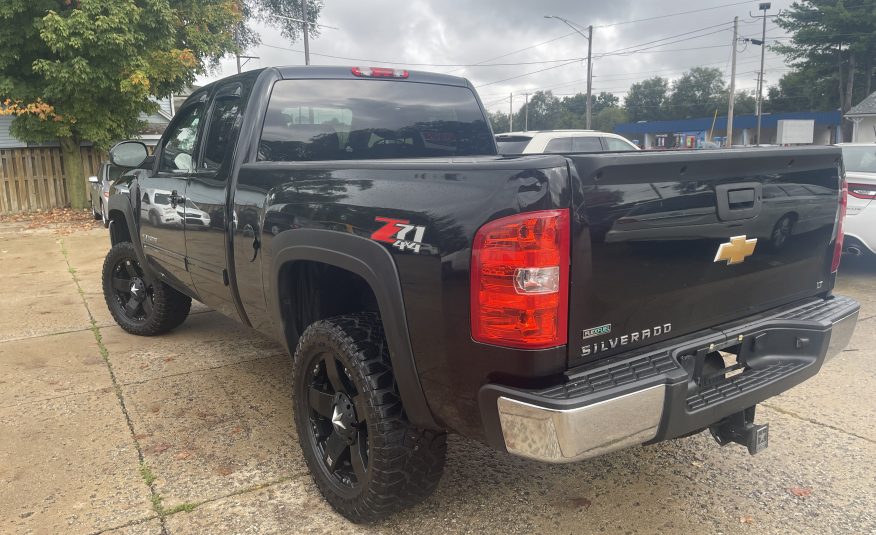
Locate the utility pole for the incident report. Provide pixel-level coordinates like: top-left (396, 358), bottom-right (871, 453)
top-left (726, 16), bottom-right (738, 148)
top-left (545, 16), bottom-right (593, 129)
top-left (302, 1), bottom-right (310, 65)
top-left (524, 93), bottom-right (529, 131)
top-left (754, 3), bottom-right (771, 146)
top-left (509, 93), bottom-right (513, 132)
top-left (272, 13), bottom-right (339, 66)
top-left (586, 24), bottom-right (593, 129)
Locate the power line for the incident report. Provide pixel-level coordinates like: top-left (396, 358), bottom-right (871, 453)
top-left (259, 42), bottom-right (591, 67)
top-left (594, 0), bottom-right (753, 28)
top-left (460, 0), bottom-right (758, 74)
top-left (475, 60), bottom-right (583, 88)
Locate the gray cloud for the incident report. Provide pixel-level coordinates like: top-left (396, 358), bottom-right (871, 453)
top-left (199, 0), bottom-right (793, 111)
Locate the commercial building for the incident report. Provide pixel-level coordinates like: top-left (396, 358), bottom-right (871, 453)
top-left (615, 111), bottom-right (842, 149)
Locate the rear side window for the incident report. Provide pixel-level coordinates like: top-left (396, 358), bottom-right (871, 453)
top-left (496, 136), bottom-right (532, 154)
top-left (603, 137), bottom-right (636, 151)
top-left (544, 137), bottom-right (573, 153)
top-left (258, 79), bottom-right (495, 161)
top-left (201, 84), bottom-right (244, 175)
top-left (571, 137), bottom-right (603, 153)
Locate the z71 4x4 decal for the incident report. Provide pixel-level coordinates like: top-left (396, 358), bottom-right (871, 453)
top-left (371, 217), bottom-right (427, 253)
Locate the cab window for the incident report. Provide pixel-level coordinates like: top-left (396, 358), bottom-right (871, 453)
top-left (159, 103), bottom-right (204, 173)
top-left (201, 84), bottom-right (244, 175)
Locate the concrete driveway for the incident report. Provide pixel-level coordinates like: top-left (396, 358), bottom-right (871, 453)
top-left (1, 218), bottom-right (874, 535)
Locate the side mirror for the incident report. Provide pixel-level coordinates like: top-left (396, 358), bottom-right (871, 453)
top-left (109, 141), bottom-right (149, 169)
top-left (88, 175), bottom-right (99, 183)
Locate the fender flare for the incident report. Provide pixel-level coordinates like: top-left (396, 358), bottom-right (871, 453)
top-left (269, 229), bottom-right (439, 430)
top-left (107, 188), bottom-right (154, 284)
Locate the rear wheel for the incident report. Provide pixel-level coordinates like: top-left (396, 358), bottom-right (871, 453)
top-left (102, 242), bottom-right (191, 336)
top-left (101, 202), bottom-right (109, 228)
top-left (770, 214), bottom-right (795, 249)
top-left (91, 200), bottom-right (102, 220)
top-left (292, 313), bottom-right (446, 522)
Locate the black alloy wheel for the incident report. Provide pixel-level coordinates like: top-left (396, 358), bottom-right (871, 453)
top-left (102, 242), bottom-right (191, 336)
top-left (771, 215), bottom-right (794, 249)
top-left (292, 313), bottom-right (447, 522)
top-left (108, 255), bottom-right (154, 322)
top-left (305, 350), bottom-right (369, 492)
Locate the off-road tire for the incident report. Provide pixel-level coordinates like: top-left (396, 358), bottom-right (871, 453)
top-left (102, 242), bottom-right (191, 336)
top-left (292, 312), bottom-right (446, 523)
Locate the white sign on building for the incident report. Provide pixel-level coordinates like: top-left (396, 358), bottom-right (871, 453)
top-left (776, 120), bottom-right (815, 144)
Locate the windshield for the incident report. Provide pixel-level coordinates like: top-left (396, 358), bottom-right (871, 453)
top-left (842, 146), bottom-right (876, 173)
top-left (259, 79), bottom-right (495, 161)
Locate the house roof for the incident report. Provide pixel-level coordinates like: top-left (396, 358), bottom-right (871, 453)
top-left (615, 111), bottom-right (841, 135)
top-left (846, 91), bottom-right (876, 117)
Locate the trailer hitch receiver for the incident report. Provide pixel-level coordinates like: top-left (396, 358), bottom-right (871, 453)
top-left (709, 406), bottom-right (769, 455)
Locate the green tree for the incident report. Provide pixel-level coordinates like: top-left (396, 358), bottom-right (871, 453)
top-left (667, 67), bottom-right (727, 119)
top-left (487, 110), bottom-right (510, 133)
top-left (773, 0), bottom-right (876, 124)
top-left (593, 107), bottom-right (628, 133)
top-left (592, 91), bottom-right (619, 115)
top-left (513, 91), bottom-right (562, 131)
top-left (765, 70), bottom-right (836, 112)
top-left (0, 0), bottom-right (320, 209)
top-left (624, 77), bottom-right (669, 122)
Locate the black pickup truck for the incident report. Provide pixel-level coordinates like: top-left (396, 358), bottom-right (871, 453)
top-left (102, 66), bottom-right (859, 522)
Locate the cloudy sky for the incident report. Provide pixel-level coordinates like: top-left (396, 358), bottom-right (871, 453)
top-left (198, 0), bottom-right (795, 113)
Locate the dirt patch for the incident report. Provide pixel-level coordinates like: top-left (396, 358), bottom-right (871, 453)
top-left (0, 208), bottom-right (102, 235)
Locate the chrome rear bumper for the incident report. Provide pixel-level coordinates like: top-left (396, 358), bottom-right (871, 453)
top-left (497, 385), bottom-right (665, 463)
top-left (485, 295), bottom-right (859, 463)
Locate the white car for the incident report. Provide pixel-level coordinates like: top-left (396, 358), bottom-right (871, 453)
top-left (495, 130), bottom-right (640, 154)
top-left (838, 143), bottom-right (876, 258)
top-left (141, 189), bottom-right (211, 229)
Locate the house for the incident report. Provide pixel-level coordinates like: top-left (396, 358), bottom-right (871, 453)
top-left (0, 96), bottom-right (174, 149)
top-left (846, 91), bottom-right (876, 143)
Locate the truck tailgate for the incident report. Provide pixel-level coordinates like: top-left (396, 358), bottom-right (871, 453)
top-left (567, 147), bottom-right (842, 366)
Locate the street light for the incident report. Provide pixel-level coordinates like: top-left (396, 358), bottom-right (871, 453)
top-left (545, 15), bottom-right (593, 129)
top-left (754, 2), bottom-right (771, 145)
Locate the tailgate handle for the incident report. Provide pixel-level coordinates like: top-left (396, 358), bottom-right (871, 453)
top-left (716, 182), bottom-right (762, 221)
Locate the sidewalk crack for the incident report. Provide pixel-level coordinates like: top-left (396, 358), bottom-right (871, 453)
top-left (60, 240), bottom-right (171, 535)
top-left (761, 402), bottom-right (876, 445)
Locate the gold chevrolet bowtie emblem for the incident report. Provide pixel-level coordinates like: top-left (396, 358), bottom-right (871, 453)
top-left (714, 235), bottom-right (757, 265)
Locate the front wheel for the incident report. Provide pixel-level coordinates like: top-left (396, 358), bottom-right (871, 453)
top-left (292, 313), bottom-right (446, 522)
top-left (102, 242), bottom-right (191, 336)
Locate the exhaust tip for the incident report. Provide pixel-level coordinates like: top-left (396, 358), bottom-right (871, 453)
top-left (846, 246), bottom-right (863, 257)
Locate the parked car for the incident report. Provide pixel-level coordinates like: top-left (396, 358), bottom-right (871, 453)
top-left (102, 66), bottom-right (857, 522)
top-left (838, 143), bottom-right (876, 258)
top-left (495, 129), bottom-right (639, 154)
top-left (140, 188), bottom-right (211, 229)
top-left (88, 161), bottom-right (125, 227)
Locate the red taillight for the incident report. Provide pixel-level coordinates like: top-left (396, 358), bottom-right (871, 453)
top-left (471, 210), bottom-right (570, 349)
top-left (351, 66), bottom-right (409, 78)
top-left (832, 179), bottom-right (847, 273)
top-left (848, 183), bottom-right (876, 200)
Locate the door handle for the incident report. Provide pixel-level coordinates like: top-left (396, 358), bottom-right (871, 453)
top-left (243, 224), bottom-right (260, 262)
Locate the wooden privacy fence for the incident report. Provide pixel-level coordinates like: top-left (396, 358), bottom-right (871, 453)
top-left (0, 146), bottom-right (105, 213)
